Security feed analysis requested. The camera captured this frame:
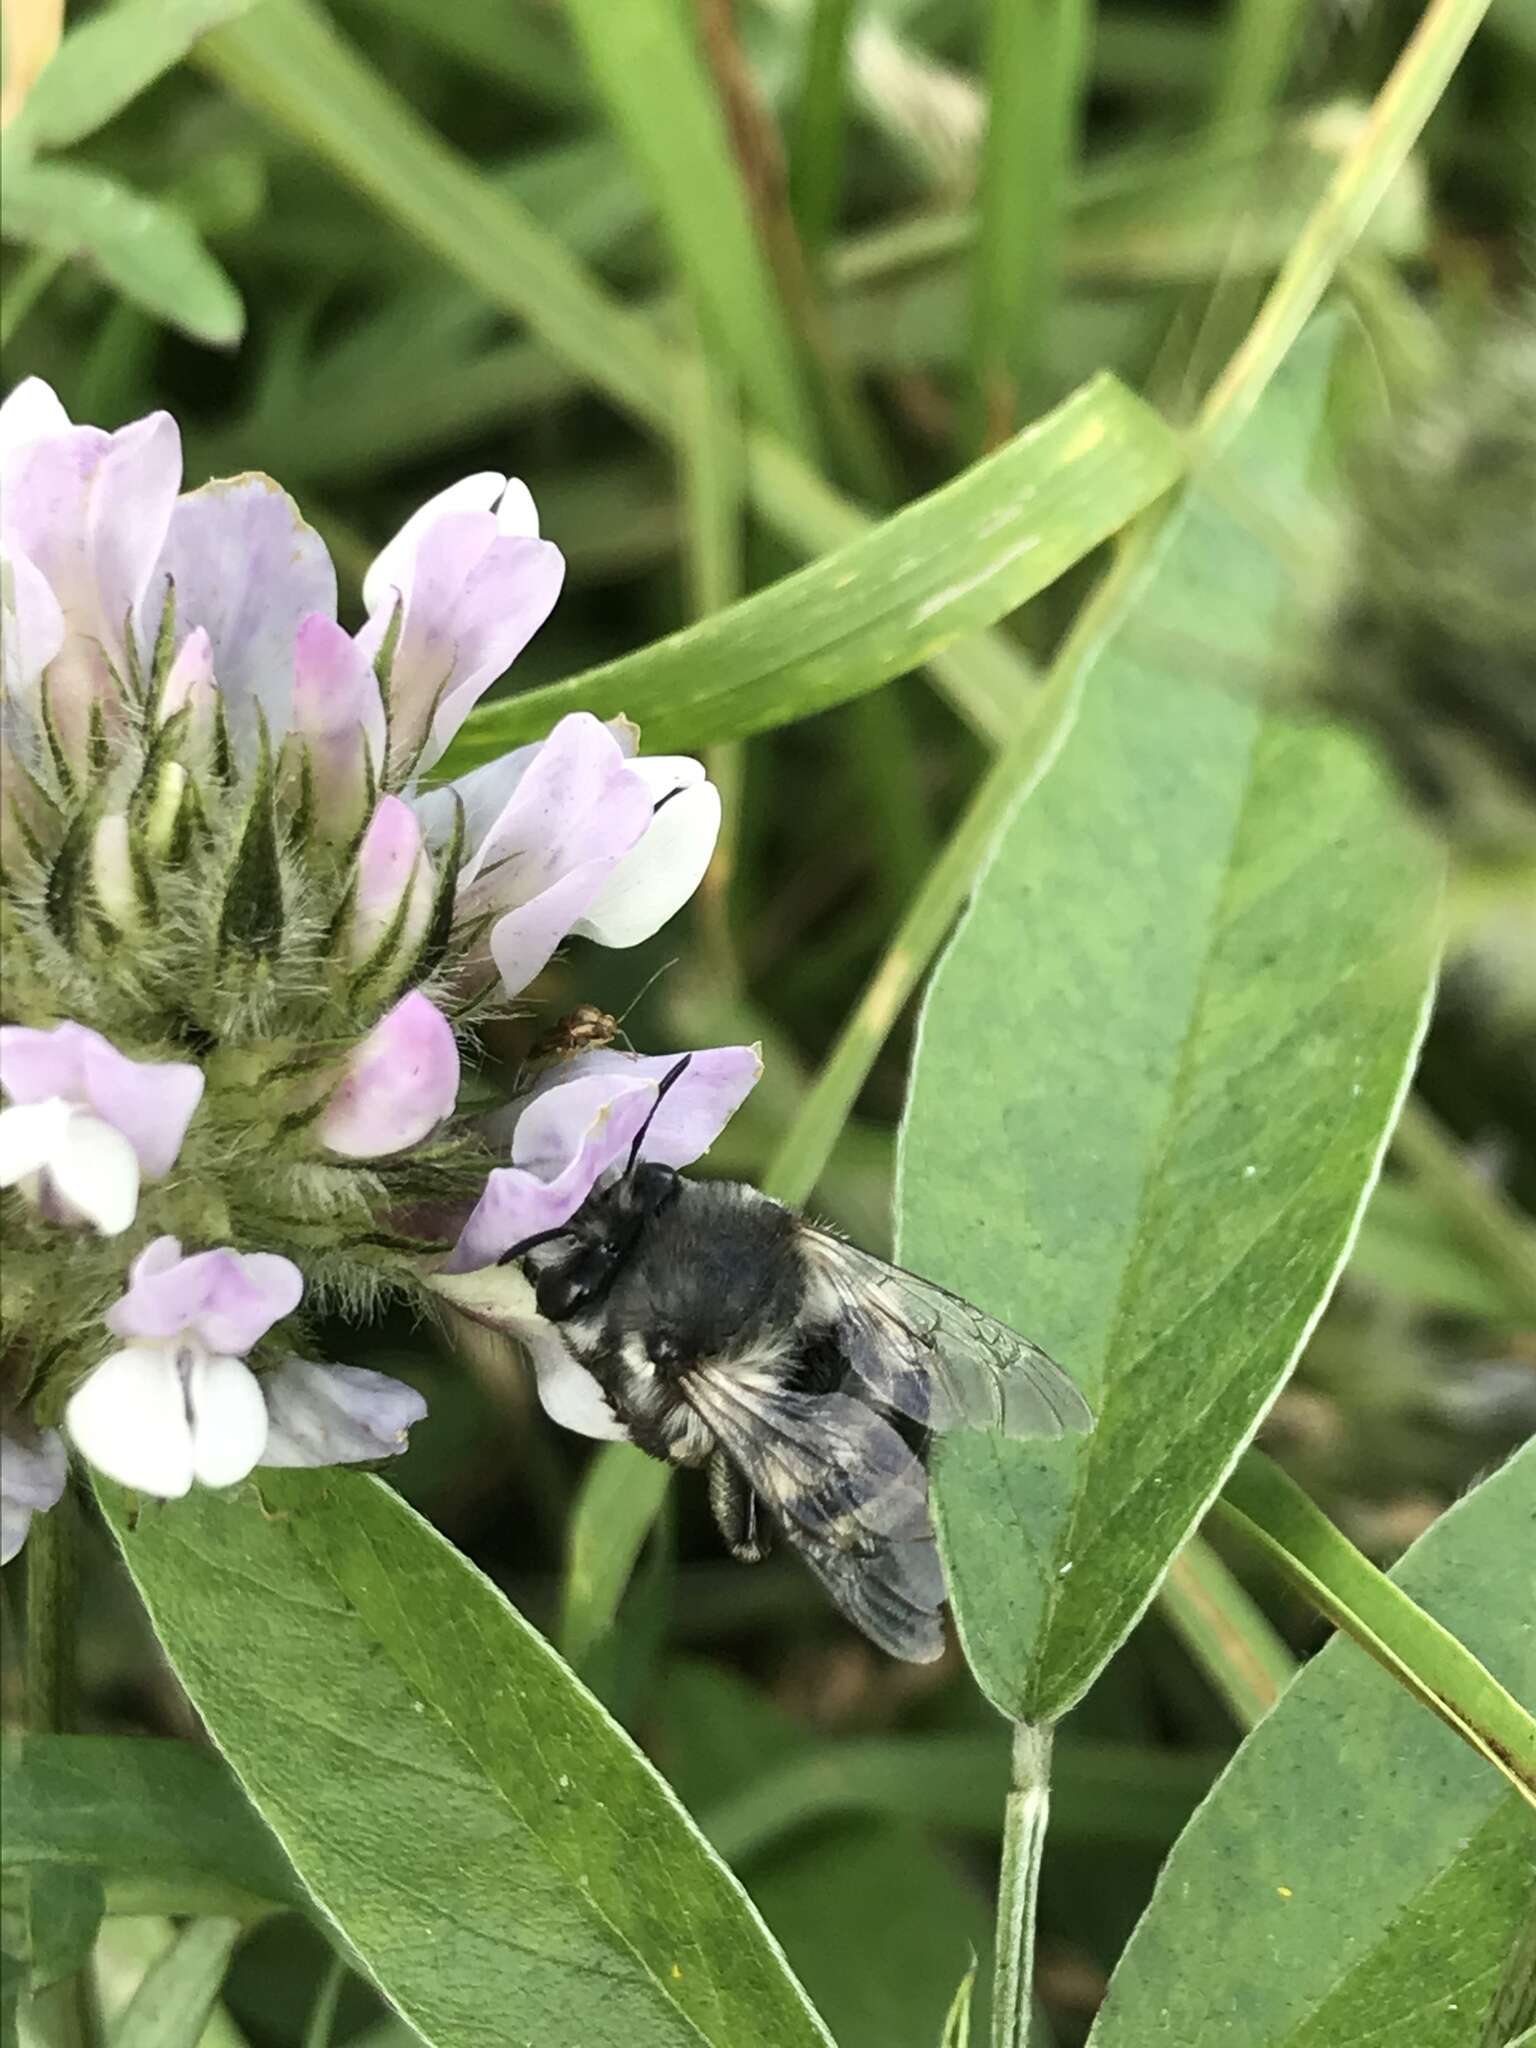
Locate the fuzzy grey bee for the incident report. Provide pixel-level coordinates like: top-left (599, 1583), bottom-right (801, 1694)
top-left (507, 1058), bottom-right (1093, 1661)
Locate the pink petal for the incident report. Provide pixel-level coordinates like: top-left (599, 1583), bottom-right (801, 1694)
top-left (362, 471), bottom-right (510, 614)
top-left (320, 992), bottom-right (460, 1158)
top-left (1, 542), bottom-right (64, 700)
top-left (288, 613), bottom-right (384, 837)
top-left (348, 795), bottom-right (433, 967)
top-left (444, 1080), bottom-right (656, 1272)
top-left (357, 509), bottom-right (563, 776)
top-left (74, 1029), bottom-right (204, 1178)
top-left (2, 412), bottom-right (181, 751)
top-left (105, 1241), bottom-right (304, 1354)
top-left (144, 475), bottom-right (336, 744)
top-left (525, 1045), bottom-right (762, 1170)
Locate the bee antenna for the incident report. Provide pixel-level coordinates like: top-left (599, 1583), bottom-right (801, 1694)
top-left (624, 1053), bottom-right (692, 1178)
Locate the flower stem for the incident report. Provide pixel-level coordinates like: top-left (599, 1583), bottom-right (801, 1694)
top-left (25, 1485), bottom-right (104, 2048)
top-left (25, 1478), bottom-right (77, 1735)
top-left (991, 1718), bottom-right (1052, 2048)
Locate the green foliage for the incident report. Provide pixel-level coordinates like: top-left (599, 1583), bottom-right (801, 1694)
top-left (4, 0), bottom-right (1531, 2043)
top-left (98, 1469), bottom-right (835, 2048)
top-left (1091, 1442), bottom-right (1536, 2047)
top-left (900, 332), bottom-right (1442, 1723)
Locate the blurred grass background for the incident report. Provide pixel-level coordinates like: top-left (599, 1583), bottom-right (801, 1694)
top-left (3, 1), bottom-right (1534, 2042)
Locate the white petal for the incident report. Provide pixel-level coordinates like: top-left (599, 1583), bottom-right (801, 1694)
top-left (362, 471), bottom-right (508, 614)
top-left (571, 781), bottom-right (722, 949)
top-left (494, 477), bottom-right (540, 539)
top-left (65, 1345), bottom-right (194, 1498)
top-left (527, 1328), bottom-right (629, 1442)
top-left (187, 1353), bottom-right (269, 1488)
top-left (0, 1098), bottom-right (72, 1184)
top-left (48, 1110), bottom-right (141, 1235)
top-left (625, 755), bottom-right (708, 803)
top-left (0, 376), bottom-right (71, 462)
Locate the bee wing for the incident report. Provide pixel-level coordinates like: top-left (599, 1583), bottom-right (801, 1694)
top-left (683, 1368), bottom-right (946, 1663)
top-left (800, 1228), bottom-right (1094, 1441)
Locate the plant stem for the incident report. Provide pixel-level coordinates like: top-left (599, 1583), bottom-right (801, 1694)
top-left (992, 1719), bottom-right (1053, 2048)
top-left (25, 1477), bottom-right (77, 1735)
top-left (789, 0), bottom-right (857, 262)
top-left (0, 249), bottom-right (64, 348)
top-left (1390, 1096), bottom-right (1536, 1324)
top-left (25, 1484), bottom-right (104, 2048)
top-left (1158, 1533), bottom-right (1297, 1730)
top-left (302, 1951), bottom-right (350, 2048)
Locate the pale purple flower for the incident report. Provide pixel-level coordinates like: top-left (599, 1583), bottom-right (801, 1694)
top-left (356, 472), bottom-right (564, 780)
top-left (445, 1042), bottom-right (761, 1274)
top-left (0, 1424), bottom-right (68, 1565)
top-left (258, 1359), bottom-right (427, 1467)
top-left (440, 712), bottom-right (722, 999)
top-left (66, 1237), bottom-right (304, 1496)
top-left (0, 1022), bottom-right (204, 1235)
top-left (141, 473), bottom-right (337, 744)
top-left (319, 990), bottom-right (460, 1158)
top-left (0, 378), bottom-right (180, 760)
top-left (346, 796), bottom-right (433, 971)
top-left (287, 613), bottom-right (385, 839)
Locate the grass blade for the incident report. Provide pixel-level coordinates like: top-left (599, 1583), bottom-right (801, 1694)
top-left (971, 0), bottom-right (1094, 438)
top-left (109, 1920), bottom-right (242, 2048)
top-left (438, 373), bottom-right (1180, 765)
top-left (1158, 1535), bottom-right (1298, 1731)
top-left (1217, 1450), bottom-right (1536, 1804)
top-left (559, 1445), bottom-right (673, 1671)
top-left (788, 0), bottom-right (857, 261)
top-left (562, 0), bottom-right (815, 451)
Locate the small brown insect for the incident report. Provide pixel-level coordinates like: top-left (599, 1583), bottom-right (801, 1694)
top-left (527, 1003), bottom-right (621, 1063)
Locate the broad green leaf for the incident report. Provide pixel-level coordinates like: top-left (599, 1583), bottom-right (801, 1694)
top-left (0, 157), bottom-right (243, 346)
top-left (899, 329), bottom-right (1442, 1722)
top-left (111, 1919), bottom-right (243, 2048)
top-left (8, 0), bottom-right (260, 154)
top-left (563, 0), bottom-right (815, 451)
top-left (653, 1663), bottom-right (992, 2048)
top-left (98, 1472), bottom-right (835, 2048)
top-left (440, 372), bottom-right (1182, 767)
top-left (1, 1736), bottom-right (302, 1921)
top-left (1090, 1442), bottom-right (1536, 2048)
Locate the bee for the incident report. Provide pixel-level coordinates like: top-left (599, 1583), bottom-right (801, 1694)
top-left (508, 1059), bottom-right (1093, 1662)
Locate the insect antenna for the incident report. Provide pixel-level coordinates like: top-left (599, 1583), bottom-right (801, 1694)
top-left (611, 956), bottom-right (678, 1051)
top-left (622, 1053), bottom-right (692, 1179)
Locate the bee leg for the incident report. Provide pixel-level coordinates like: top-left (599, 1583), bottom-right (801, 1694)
top-left (708, 1449), bottom-right (771, 1564)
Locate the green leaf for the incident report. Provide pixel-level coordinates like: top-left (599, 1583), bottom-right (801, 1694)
top-left (1218, 1450), bottom-right (1536, 1798)
top-left (939, 1960), bottom-right (977, 2048)
top-left (562, 0), bottom-right (815, 451)
top-left (0, 156), bottom-right (243, 346)
top-left (898, 327), bottom-right (1442, 1723)
top-left (8, 0), bottom-right (260, 154)
top-left (110, 1919), bottom-right (242, 2048)
top-left (653, 1663), bottom-right (993, 2048)
top-left (1, 1735), bottom-right (303, 1921)
top-left (0, 1861), bottom-right (103, 1993)
top-left (1089, 1443), bottom-right (1536, 2048)
top-left (439, 371), bottom-right (1182, 768)
top-left (98, 1471), bottom-right (834, 2048)
top-left (559, 1443), bottom-right (672, 1670)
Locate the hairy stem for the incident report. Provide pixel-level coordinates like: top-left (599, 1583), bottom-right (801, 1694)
top-left (992, 1719), bottom-right (1053, 2048)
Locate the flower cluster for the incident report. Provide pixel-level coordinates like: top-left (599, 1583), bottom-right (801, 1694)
top-left (0, 380), bottom-right (758, 1555)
